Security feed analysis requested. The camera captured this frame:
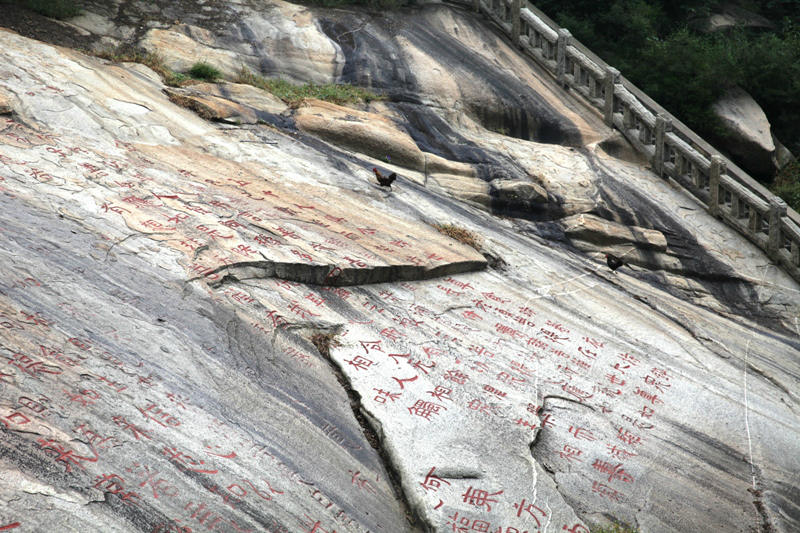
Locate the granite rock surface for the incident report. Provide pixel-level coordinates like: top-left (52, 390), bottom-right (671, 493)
top-left (1, 3), bottom-right (800, 533)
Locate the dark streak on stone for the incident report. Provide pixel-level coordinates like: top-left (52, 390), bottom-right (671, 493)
top-left (582, 149), bottom-right (796, 335)
top-left (318, 7), bottom-right (583, 146)
top-left (749, 488), bottom-right (777, 533)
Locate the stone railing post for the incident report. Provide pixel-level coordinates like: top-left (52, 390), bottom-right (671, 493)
top-left (511, 0), bottom-right (521, 47)
top-left (653, 114), bottom-right (672, 177)
top-left (768, 198), bottom-right (788, 260)
top-left (556, 29), bottom-right (571, 85)
top-left (708, 155), bottom-right (725, 217)
top-left (603, 66), bottom-right (620, 127)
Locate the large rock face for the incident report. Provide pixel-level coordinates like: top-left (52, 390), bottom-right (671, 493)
top-left (711, 86), bottom-right (789, 180)
top-left (1, 3), bottom-right (800, 533)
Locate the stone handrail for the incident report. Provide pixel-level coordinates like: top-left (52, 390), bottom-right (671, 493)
top-left (446, 0), bottom-right (800, 282)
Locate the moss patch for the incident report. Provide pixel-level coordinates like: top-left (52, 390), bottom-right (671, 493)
top-left (433, 223), bottom-right (482, 251)
top-left (235, 67), bottom-right (384, 108)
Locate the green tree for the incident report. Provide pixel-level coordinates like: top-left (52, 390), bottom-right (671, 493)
top-left (634, 28), bottom-right (743, 137)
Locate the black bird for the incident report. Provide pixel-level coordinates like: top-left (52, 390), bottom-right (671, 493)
top-left (373, 167), bottom-right (397, 188)
top-left (605, 253), bottom-right (625, 272)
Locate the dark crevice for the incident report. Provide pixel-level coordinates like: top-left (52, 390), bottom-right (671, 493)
top-left (311, 337), bottom-right (423, 532)
top-left (745, 362), bottom-right (800, 406)
top-left (541, 394), bottom-right (597, 410)
top-left (750, 487), bottom-right (778, 533)
top-left (190, 256), bottom-right (487, 288)
top-left (581, 149), bottom-right (795, 335)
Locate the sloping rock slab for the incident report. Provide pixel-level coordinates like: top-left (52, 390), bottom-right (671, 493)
top-left (561, 213), bottom-right (667, 251)
top-left (295, 99), bottom-right (428, 171)
top-left (164, 82), bottom-right (288, 124)
top-left (0, 37), bottom-right (486, 287)
top-left (3, 18), bottom-right (800, 533)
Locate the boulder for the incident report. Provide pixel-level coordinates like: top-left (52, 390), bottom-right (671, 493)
top-left (164, 88), bottom-right (258, 123)
top-left (137, 1), bottom-right (346, 84)
top-left (428, 172), bottom-right (492, 207)
top-left (424, 152), bottom-right (477, 177)
top-left (594, 130), bottom-right (651, 166)
top-left (711, 86), bottom-right (780, 180)
top-left (692, 2), bottom-right (775, 32)
top-left (68, 11), bottom-right (136, 41)
top-left (322, 6), bottom-right (605, 146)
top-left (773, 131), bottom-right (797, 169)
top-left (295, 98), bottom-right (427, 170)
top-left (187, 82), bottom-right (288, 115)
top-left (164, 82), bottom-right (288, 124)
top-left (558, 213), bottom-right (690, 272)
top-left (0, 91), bottom-right (11, 114)
top-left (226, 2), bottom-right (346, 84)
top-left (490, 179), bottom-right (548, 204)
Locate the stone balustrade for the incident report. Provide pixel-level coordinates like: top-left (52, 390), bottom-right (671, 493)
top-left (448, 0), bottom-right (800, 282)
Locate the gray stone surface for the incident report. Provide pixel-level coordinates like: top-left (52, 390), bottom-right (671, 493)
top-left (711, 86), bottom-right (781, 180)
top-left (1, 3), bottom-right (800, 533)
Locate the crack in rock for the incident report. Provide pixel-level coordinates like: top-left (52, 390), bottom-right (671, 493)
top-left (308, 332), bottom-right (422, 532)
top-left (197, 257), bottom-right (487, 288)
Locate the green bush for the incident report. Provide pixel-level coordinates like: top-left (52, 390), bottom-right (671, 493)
top-left (165, 71), bottom-right (189, 87)
top-left (188, 62), bottom-right (223, 82)
top-left (771, 160), bottom-right (800, 213)
top-left (737, 24), bottom-right (800, 153)
top-left (635, 28), bottom-right (742, 138)
top-left (25, 0), bottom-right (81, 19)
top-left (235, 67), bottom-right (384, 107)
top-left (534, 0), bottom-right (800, 180)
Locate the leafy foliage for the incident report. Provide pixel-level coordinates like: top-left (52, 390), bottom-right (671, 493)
top-left (736, 24), bottom-right (800, 152)
top-left (635, 28), bottom-right (742, 137)
top-left (188, 62), bottom-right (223, 82)
top-left (235, 67), bottom-right (384, 107)
top-left (25, 0), bottom-right (81, 19)
top-left (771, 160), bottom-right (800, 213)
top-left (535, 0), bottom-right (800, 205)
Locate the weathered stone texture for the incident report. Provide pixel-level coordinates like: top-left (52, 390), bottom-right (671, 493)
top-left (1, 4), bottom-right (800, 532)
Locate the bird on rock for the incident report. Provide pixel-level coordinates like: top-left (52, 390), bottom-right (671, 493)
top-left (373, 167), bottom-right (397, 189)
top-left (605, 253), bottom-right (625, 272)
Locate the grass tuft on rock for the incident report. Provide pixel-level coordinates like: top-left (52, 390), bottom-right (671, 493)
top-left (235, 67), bottom-right (384, 108)
top-left (310, 332), bottom-right (341, 358)
top-left (93, 47), bottom-right (188, 87)
top-left (771, 160), bottom-right (800, 213)
top-left (433, 223), bottom-right (481, 251)
top-left (590, 524), bottom-right (640, 533)
top-left (188, 62), bottom-right (223, 82)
